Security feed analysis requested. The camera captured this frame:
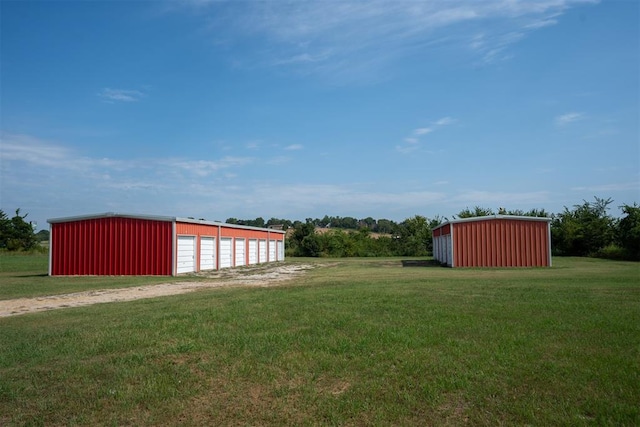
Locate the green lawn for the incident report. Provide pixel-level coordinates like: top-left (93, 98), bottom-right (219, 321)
top-left (0, 252), bottom-right (182, 300)
top-left (1, 254), bottom-right (638, 425)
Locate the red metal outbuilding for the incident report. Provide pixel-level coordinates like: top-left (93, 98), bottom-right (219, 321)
top-left (48, 213), bottom-right (285, 276)
top-left (432, 215), bottom-right (552, 267)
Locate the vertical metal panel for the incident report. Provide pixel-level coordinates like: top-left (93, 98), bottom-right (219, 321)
top-left (174, 222), bottom-right (285, 271)
top-left (277, 240), bottom-right (285, 261)
top-left (219, 238), bottom-right (233, 268)
top-left (248, 239), bottom-right (258, 265)
top-left (269, 240), bottom-right (277, 262)
top-left (452, 218), bottom-right (550, 267)
top-left (176, 236), bottom-right (196, 274)
top-left (235, 238), bottom-right (246, 266)
top-left (258, 239), bottom-right (267, 263)
top-left (200, 237), bottom-right (216, 271)
top-left (50, 217), bottom-right (173, 275)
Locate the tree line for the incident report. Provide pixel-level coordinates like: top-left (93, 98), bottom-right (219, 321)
top-left (2, 196), bottom-right (638, 261)
top-left (280, 197), bottom-right (637, 261)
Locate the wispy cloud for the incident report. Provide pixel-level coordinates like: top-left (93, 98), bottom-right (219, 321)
top-left (397, 117), bottom-right (457, 153)
top-left (166, 157), bottom-right (254, 177)
top-left (451, 190), bottom-right (551, 205)
top-left (555, 112), bottom-right (586, 126)
top-left (284, 144), bottom-right (304, 151)
top-left (413, 128), bottom-right (433, 136)
top-left (181, 0), bottom-right (597, 79)
top-left (98, 88), bottom-right (145, 103)
top-left (571, 182), bottom-right (640, 192)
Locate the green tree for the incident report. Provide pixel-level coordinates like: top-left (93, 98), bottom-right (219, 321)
top-left (552, 197), bottom-right (616, 257)
top-left (35, 229), bottom-right (50, 242)
top-left (456, 206), bottom-right (494, 218)
top-left (617, 203), bottom-right (640, 260)
top-left (395, 215), bottom-right (431, 256)
top-left (0, 209), bottom-right (37, 251)
top-left (287, 221), bottom-right (317, 256)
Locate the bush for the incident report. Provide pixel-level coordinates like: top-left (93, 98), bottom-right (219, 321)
top-left (595, 244), bottom-right (628, 261)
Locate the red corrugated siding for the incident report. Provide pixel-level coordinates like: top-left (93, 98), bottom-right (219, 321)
top-left (51, 217), bottom-right (173, 275)
top-left (174, 222), bottom-right (284, 270)
top-left (452, 219), bottom-right (549, 267)
top-left (442, 224), bottom-right (451, 235)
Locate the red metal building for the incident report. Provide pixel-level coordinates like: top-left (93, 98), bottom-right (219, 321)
top-left (48, 213), bottom-right (285, 276)
top-left (432, 215), bottom-right (552, 267)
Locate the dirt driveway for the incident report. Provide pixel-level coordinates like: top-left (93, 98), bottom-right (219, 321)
top-left (0, 263), bottom-right (314, 318)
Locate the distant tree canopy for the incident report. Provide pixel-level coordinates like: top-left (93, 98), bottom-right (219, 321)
top-left (35, 230), bottom-right (50, 242)
top-left (0, 209), bottom-right (37, 251)
top-left (220, 197), bottom-right (638, 260)
top-left (617, 203), bottom-right (640, 260)
top-left (455, 206), bottom-right (550, 219)
top-left (1, 198), bottom-right (636, 259)
top-left (551, 198), bottom-right (639, 260)
top-left (225, 217), bottom-right (293, 229)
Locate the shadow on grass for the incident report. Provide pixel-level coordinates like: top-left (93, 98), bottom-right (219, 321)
top-left (8, 273), bottom-right (49, 278)
top-left (401, 260), bottom-right (444, 268)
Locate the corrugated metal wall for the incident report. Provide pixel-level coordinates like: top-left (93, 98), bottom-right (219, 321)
top-left (175, 222), bottom-right (285, 271)
top-left (50, 217), bottom-right (173, 275)
top-left (452, 218), bottom-right (550, 267)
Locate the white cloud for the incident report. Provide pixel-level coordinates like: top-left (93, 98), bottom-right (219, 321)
top-left (164, 157), bottom-right (254, 177)
top-left (555, 112), bottom-right (585, 126)
top-left (451, 190), bottom-right (551, 205)
top-left (413, 128), bottom-right (432, 136)
top-left (571, 182), bottom-right (640, 192)
top-left (398, 117), bottom-right (458, 153)
top-left (98, 88), bottom-right (145, 103)
top-left (396, 144), bottom-right (420, 154)
top-left (434, 117), bottom-right (456, 126)
top-left (184, 0), bottom-right (598, 78)
top-left (284, 144), bottom-right (304, 151)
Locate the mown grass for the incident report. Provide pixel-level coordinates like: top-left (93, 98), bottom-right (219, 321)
top-left (0, 255), bottom-right (639, 425)
top-left (0, 251), bottom-right (179, 300)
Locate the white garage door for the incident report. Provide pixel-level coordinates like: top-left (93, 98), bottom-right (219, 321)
top-left (220, 238), bottom-right (233, 269)
top-left (235, 238), bottom-right (246, 267)
top-left (269, 240), bottom-right (276, 262)
top-left (258, 239), bottom-right (267, 263)
top-left (248, 239), bottom-right (258, 265)
top-left (200, 237), bottom-right (216, 271)
top-left (177, 236), bottom-right (196, 274)
top-left (277, 240), bottom-right (284, 261)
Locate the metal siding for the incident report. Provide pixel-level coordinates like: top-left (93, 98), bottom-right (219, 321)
top-left (269, 240), bottom-right (277, 262)
top-left (219, 238), bottom-right (233, 268)
top-left (451, 218), bottom-right (550, 267)
top-left (258, 239), bottom-right (267, 263)
top-left (177, 236), bottom-right (196, 274)
top-left (50, 217), bottom-right (172, 275)
top-left (200, 237), bottom-right (216, 271)
top-left (235, 238), bottom-right (246, 266)
top-left (248, 239), bottom-right (258, 265)
top-left (50, 215), bottom-right (285, 275)
top-left (277, 240), bottom-right (285, 261)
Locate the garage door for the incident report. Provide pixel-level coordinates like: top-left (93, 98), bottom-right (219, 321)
top-left (200, 237), bottom-right (216, 271)
top-left (269, 240), bottom-right (276, 262)
top-left (220, 238), bottom-right (233, 269)
top-left (258, 239), bottom-right (267, 263)
top-left (277, 240), bottom-right (284, 261)
top-left (235, 238), bottom-right (246, 267)
top-left (248, 239), bottom-right (258, 265)
top-left (177, 236), bottom-right (196, 274)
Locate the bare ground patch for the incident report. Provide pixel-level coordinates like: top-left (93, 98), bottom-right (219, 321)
top-left (0, 263), bottom-right (314, 318)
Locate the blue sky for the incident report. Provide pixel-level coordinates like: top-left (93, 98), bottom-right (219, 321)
top-left (1, 0), bottom-right (638, 230)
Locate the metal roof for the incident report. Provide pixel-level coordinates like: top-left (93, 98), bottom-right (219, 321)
top-left (432, 214), bottom-right (552, 231)
top-left (47, 212), bottom-right (286, 234)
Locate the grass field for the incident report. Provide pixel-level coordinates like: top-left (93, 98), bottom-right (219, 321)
top-left (1, 253), bottom-right (639, 425)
